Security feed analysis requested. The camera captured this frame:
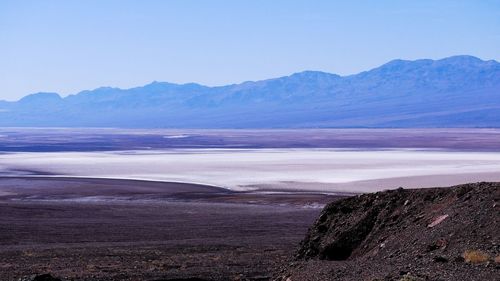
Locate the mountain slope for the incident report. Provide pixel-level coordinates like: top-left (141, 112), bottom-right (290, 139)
top-left (274, 182), bottom-right (500, 281)
top-left (1, 55), bottom-right (499, 128)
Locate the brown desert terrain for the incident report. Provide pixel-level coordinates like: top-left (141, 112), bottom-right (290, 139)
top-left (276, 182), bottom-right (499, 281)
top-left (0, 177), bottom-right (340, 281)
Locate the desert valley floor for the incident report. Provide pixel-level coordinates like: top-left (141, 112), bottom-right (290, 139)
top-left (0, 129), bottom-right (499, 280)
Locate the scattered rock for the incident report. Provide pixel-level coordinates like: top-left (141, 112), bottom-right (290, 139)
top-left (400, 274), bottom-right (424, 281)
top-left (427, 238), bottom-right (448, 252)
top-left (155, 277), bottom-right (208, 281)
top-left (277, 182), bottom-right (500, 281)
top-left (32, 274), bottom-right (61, 281)
top-left (433, 256), bottom-right (448, 263)
top-left (427, 214), bottom-right (449, 228)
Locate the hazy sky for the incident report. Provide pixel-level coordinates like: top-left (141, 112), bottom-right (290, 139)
top-left (1, 0), bottom-right (499, 101)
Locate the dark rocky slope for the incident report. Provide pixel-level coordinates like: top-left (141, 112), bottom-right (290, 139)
top-left (274, 182), bottom-right (499, 281)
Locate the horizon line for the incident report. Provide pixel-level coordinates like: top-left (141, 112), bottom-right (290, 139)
top-left (2, 54), bottom-right (498, 102)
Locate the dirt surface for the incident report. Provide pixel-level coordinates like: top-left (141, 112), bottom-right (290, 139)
top-left (275, 182), bottom-right (500, 281)
top-left (0, 177), bottom-right (341, 281)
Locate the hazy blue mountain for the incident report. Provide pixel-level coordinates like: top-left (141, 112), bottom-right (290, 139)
top-left (1, 55), bottom-right (499, 128)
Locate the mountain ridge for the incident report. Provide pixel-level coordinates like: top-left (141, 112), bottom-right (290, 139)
top-left (6, 55), bottom-right (495, 103)
top-left (1, 55), bottom-right (499, 128)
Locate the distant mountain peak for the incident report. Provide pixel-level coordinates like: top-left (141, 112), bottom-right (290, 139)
top-left (18, 92), bottom-right (61, 103)
top-left (439, 55), bottom-right (483, 62)
top-left (289, 70), bottom-right (341, 79)
top-left (360, 55), bottom-right (498, 77)
top-left (380, 55), bottom-right (490, 67)
top-left (143, 81), bottom-right (174, 87)
top-left (434, 55), bottom-right (495, 68)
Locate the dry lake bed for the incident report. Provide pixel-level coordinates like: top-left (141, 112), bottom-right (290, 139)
top-left (2, 148), bottom-right (500, 193)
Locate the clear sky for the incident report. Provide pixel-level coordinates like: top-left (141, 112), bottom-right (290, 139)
top-left (1, 0), bottom-right (499, 101)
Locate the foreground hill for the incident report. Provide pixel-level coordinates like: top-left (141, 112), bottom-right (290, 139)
top-left (274, 182), bottom-right (499, 281)
top-left (1, 55), bottom-right (499, 128)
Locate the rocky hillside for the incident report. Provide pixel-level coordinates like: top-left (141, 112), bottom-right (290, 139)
top-left (274, 182), bottom-right (499, 281)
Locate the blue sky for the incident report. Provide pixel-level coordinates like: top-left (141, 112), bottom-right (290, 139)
top-left (1, 0), bottom-right (499, 101)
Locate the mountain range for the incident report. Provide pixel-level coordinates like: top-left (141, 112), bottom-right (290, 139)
top-left (1, 55), bottom-right (499, 128)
